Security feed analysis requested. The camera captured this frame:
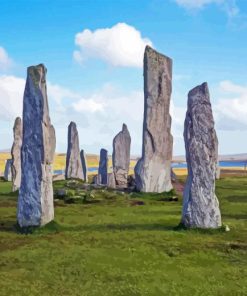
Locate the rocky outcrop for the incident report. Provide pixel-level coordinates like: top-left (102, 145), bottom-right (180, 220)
top-left (135, 46), bottom-right (173, 193)
top-left (65, 122), bottom-right (83, 180)
top-left (182, 82), bottom-right (222, 229)
top-left (4, 159), bottom-right (12, 181)
top-left (98, 149), bottom-right (108, 185)
top-left (11, 117), bottom-right (22, 191)
top-left (112, 124), bottom-right (131, 188)
top-left (17, 64), bottom-right (56, 228)
top-left (80, 149), bottom-right (88, 182)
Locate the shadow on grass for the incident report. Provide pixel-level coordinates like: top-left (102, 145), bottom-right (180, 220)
top-left (222, 213), bottom-right (247, 220)
top-left (0, 220), bottom-right (227, 236)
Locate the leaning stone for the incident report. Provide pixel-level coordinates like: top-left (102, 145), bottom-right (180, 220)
top-left (17, 64), bottom-right (56, 228)
top-left (98, 149), bottom-right (108, 185)
top-left (80, 149), bottom-right (88, 182)
top-left (11, 117), bottom-right (22, 191)
top-left (135, 46), bottom-right (173, 193)
top-left (112, 123), bottom-right (131, 188)
top-left (65, 122), bottom-right (84, 180)
top-left (182, 82), bottom-right (222, 229)
top-left (4, 159), bottom-right (12, 181)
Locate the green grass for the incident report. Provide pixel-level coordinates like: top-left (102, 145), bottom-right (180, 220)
top-left (0, 177), bottom-right (246, 296)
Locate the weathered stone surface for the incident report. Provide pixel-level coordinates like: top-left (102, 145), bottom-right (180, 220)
top-left (135, 46), bottom-right (173, 193)
top-left (11, 117), bottom-right (22, 191)
top-left (65, 122), bottom-right (83, 180)
top-left (80, 149), bottom-right (88, 182)
top-left (182, 82), bottom-right (222, 229)
top-left (93, 174), bottom-right (101, 185)
top-left (4, 159), bottom-right (12, 181)
top-left (216, 166), bottom-right (221, 179)
top-left (112, 123), bottom-right (131, 188)
top-left (98, 149), bottom-right (108, 185)
top-left (107, 173), bottom-right (116, 189)
top-left (171, 168), bottom-right (177, 182)
top-left (17, 64), bottom-right (56, 228)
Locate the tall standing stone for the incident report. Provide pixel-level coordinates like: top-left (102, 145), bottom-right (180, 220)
top-left (65, 122), bottom-right (83, 180)
top-left (182, 82), bottom-right (221, 228)
top-left (107, 173), bottom-right (116, 189)
top-left (17, 64), bottom-right (56, 228)
top-left (98, 149), bottom-right (108, 185)
top-left (80, 149), bottom-right (88, 182)
top-left (4, 159), bottom-right (12, 181)
top-left (112, 123), bottom-right (131, 188)
top-left (135, 46), bottom-right (173, 193)
top-left (11, 117), bottom-right (22, 191)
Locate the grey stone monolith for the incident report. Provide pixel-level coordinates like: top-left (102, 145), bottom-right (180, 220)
top-left (80, 149), bottom-right (88, 182)
top-left (98, 149), bottom-right (108, 185)
top-left (65, 122), bottom-right (83, 180)
top-left (11, 117), bottom-right (22, 191)
top-left (17, 64), bottom-right (56, 228)
top-left (134, 45), bottom-right (173, 193)
top-left (107, 173), bottom-right (116, 189)
top-left (4, 159), bottom-right (12, 181)
top-left (112, 123), bottom-right (131, 188)
top-left (182, 82), bottom-right (222, 228)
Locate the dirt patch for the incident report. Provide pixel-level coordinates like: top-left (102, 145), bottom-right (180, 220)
top-left (129, 200), bottom-right (145, 206)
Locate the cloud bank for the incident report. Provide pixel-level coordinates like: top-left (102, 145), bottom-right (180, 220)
top-left (0, 73), bottom-right (246, 154)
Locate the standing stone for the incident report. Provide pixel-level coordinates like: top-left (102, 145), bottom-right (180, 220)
top-left (4, 159), bottom-right (12, 181)
top-left (171, 168), bottom-right (177, 182)
top-left (17, 64), bottom-right (56, 228)
top-left (11, 117), bottom-right (22, 191)
top-left (135, 45), bottom-right (173, 193)
top-left (107, 173), bottom-right (116, 189)
top-left (216, 165), bottom-right (221, 180)
top-left (80, 149), bottom-right (88, 182)
top-left (182, 82), bottom-right (221, 228)
top-left (93, 174), bottom-right (101, 185)
top-left (215, 137), bottom-right (221, 179)
top-left (65, 122), bottom-right (83, 180)
top-left (98, 149), bottom-right (108, 185)
top-left (112, 123), bottom-right (131, 188)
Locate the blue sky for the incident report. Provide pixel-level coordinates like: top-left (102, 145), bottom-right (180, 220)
top-left (0, 0), bottom-right (247, 155)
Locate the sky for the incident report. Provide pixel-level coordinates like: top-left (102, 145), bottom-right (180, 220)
top-left (0, 0), bottom-right (247, 156)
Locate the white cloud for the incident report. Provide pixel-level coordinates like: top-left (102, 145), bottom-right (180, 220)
top-left (0, 46), bottom-right (12, 71)
top-left (47, 82), bottom-right (80, 105)
top-left (175, 0), bottom-right (220, 9)
top-left (174, 0), bottom-right (239, 17)
top-left (0, 75), bottom-right (24, 121)
top-left (214, 80), bottom-right (247, 130)
top-left (73, 22), bottom-right (153, 68)
top-left (73, 97), bottom-right (105, 113)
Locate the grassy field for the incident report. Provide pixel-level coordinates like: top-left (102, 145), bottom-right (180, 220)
top-left (0, 176), bottom-right (246, 295)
